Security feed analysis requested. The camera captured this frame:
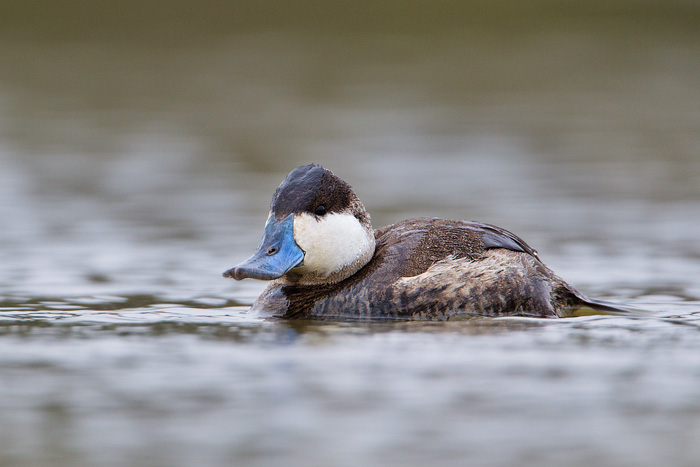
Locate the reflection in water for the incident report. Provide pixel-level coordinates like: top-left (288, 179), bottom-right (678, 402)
top-left (1, 1), bottom-right (700, 466)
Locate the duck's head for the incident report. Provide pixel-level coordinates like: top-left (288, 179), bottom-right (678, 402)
top-left (223, 164), bottom-right (375, 285)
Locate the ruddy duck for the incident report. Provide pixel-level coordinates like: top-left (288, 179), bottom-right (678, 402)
top-left (223, 164), bottom-right (625, 320)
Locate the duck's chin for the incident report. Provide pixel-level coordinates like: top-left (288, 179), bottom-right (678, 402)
top-left (286, 211), bottom-right (375, 286)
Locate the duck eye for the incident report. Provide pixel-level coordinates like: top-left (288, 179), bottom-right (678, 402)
top-left (314, 205), bottom-right (327, 216)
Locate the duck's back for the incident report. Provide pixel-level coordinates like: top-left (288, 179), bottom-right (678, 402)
top-left (252, 218), bottom-right (588, 320)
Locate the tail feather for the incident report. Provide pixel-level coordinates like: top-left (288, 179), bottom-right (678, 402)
top-left (580, 297), bottom-right (632, 314)
top-left (553, 278), bottom-right (638, 317)
top-left (571, 290), bottom-right (646, 316)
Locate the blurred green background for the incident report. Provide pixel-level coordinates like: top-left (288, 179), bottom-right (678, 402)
top-left (2, 0), bottom-right (698, 176)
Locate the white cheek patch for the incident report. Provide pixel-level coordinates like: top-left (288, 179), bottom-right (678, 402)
top-left (293, 212), bottom-right (373, 280)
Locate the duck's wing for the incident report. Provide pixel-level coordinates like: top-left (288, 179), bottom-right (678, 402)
top-left (373, 218), bottom-right (540, 267)
top-left (460, 221), bottom-right (540, 258)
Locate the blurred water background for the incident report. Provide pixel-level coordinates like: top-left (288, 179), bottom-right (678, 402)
top-left (1, 1), bottom-right (700, 466)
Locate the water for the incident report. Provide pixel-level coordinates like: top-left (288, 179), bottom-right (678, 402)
top-left (1, 1), bottom-right (700, 466)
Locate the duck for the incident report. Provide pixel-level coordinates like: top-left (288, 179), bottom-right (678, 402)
top-left (223, 164), bottom-right (626, 320)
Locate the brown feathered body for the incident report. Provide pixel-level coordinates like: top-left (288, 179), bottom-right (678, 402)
top-left (250, 217), bottom-right (611, 320)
